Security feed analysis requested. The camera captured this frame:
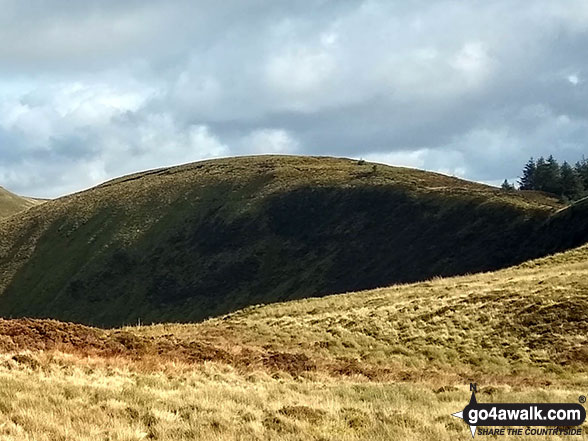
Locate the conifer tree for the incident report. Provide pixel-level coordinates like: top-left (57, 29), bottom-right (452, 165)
top-left (533, 156), bottom-right (547, 191)
top-left (533, 156), bottom-right (561, 194)
top-left (545, 155), bottom-right (562, 194)
top-left (501, 179), bottom-right (515, 191)
top-left (575, 158), bottom-right (588, 192)
top-left (514, 155), bottom-right (587, 201)
top-left (560, 161), bottom-right (583, 200)
top-left (518, 158), bottom-right (536, 190)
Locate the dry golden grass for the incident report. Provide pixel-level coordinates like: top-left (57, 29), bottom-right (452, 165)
top-left (0, 187), bottom-right (42, 219)
top-left (0, 244), bottom-right (585, 439)
top-left (0, 352), bottom-right (584, 441)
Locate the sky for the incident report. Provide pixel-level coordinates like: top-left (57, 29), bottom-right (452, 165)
top-left (1, 0), bottom-right (587, 198)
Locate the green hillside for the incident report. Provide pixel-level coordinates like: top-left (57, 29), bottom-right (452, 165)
top-left (0, 187), bottom-right (41, 219)
top-left (0, 155), bottom-right (586, 327)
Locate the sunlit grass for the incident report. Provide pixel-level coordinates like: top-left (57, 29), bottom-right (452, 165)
top-left (0, 352), bottom-right (584, 440)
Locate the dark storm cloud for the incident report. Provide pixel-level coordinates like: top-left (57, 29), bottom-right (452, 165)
top-left (0, 0), bottom-right (587, 197)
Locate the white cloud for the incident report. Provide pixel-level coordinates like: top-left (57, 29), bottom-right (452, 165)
top-left (365, 148), bottom-right (469, 180)
top-left (0, 79), bottom-right (227, 197)
top-left (450, 42), bottom-right (494, 87)
top-left (364, 150), bottom-right (427, 169)
top-left (243, 129), bottom-right (299, 154)
top-left (265, 46), bottom-right (336, 109)
top-left (1, 0), bottom-right (588, 198)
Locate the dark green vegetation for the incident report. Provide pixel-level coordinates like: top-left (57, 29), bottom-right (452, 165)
top-left (513, 155), bottom-right (588, 201)
top-left (0, 187), bottom-right (40, 219)
top-left (0, 155), bottom-right (587, 327)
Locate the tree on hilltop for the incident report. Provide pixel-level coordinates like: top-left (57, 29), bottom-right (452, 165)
top-left (518, 158), bottom-right (536, 190)
top-left (501, 179), bottom-right (515, 191)
top-left (560, 161), bottom-right (583, 201)
top-left (514, 155), bottom-right (586, 202)
top-left (575, 157), bottom-right (588, 191)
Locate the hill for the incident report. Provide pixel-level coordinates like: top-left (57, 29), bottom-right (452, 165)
top-left (0, 186), bottom-right (41, 218)
top-left (0, 155), bottom-right (587, 327)
top-left (0, 244), bottom-right (584, 440)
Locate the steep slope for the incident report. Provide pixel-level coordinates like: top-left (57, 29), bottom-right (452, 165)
top-left (0, 155), bottom-right (586, 327)
top-left (0, 186), bottom-right (41, 218)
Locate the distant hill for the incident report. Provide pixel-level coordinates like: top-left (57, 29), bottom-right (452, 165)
top-left (0, 155), bottom-right (586, 327)
top-left (0, 187), bottom-right (42, 218)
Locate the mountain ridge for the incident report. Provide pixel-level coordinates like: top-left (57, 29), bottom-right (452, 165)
top-left (0, 155), bottom-right (586, 327)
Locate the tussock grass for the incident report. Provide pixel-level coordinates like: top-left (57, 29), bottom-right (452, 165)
top-left (0, 352), bottom-right (584, 440)
top-left (0, 187), bottom-right (41, 219)
top-left (0, 245), bottom-right (585, 439)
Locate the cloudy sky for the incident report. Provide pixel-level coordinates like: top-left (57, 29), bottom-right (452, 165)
top-left (1, 0), bottom-right (587, 198)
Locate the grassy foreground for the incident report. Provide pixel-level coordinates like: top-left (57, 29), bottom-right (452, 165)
top-left (0, 353), bottom-right (584, 441)
top-left (0, 244), bottom-right (585, 439)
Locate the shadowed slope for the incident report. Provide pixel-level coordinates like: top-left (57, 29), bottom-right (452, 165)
top-left (0, 155), bottom-right (585, 327)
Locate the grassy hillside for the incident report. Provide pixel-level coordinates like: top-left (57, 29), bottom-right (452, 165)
top-left (1, 155), bottom-right (587, 327)
top-left (0, 244), bottom-right (584, 440)
top-left (0, 187), bottom-right (41, 218)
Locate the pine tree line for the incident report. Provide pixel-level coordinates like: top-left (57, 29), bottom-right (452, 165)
top-left (502, 155), bottom-right (588, 202)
